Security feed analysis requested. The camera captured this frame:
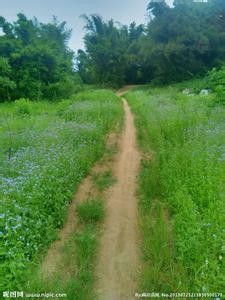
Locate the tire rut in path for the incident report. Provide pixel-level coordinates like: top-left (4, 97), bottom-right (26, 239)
top-left (96, 94), bottom-right (141, 300)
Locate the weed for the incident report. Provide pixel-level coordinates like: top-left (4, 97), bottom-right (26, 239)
top-left (15, 98), bottom-right (31, 116)
top-left (92, 170), bottom-right (116, 192)
top-left (76, 199), bottom-right (105, 224)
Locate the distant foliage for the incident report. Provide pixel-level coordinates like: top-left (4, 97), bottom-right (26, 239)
top-left (78, 0), bottom-right (225, 86)
top-left (0, 57), bottom-right (16, 101)
top-left (144, 0), bottom-right (225, 83)
top-left (1, 2), bottom-right (225, 91)
top-left (0, 14), bottom-right (80, 101)
top-left (78, 15), bottom-right (145, 87)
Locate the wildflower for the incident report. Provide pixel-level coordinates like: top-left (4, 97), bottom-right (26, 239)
top-left (12, 224), bottom-right (21, 230)
top-left (203, 223), bottom-right (211, 227)
top-left (219, 255), bottom-right (223, 260)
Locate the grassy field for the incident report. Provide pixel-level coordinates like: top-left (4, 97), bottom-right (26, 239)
top-left (0, 90), bottom-right (123, 290)
top-left (126, 82), bottom-right (225, 293)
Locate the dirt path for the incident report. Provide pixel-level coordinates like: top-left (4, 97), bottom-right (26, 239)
top-left (96, 90), bottom-right (141, 300)
top-left (40, 87), bottom-right (140, 299)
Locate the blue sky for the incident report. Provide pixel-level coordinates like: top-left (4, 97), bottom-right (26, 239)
top-left (1, 0), bottom-right (172, 52)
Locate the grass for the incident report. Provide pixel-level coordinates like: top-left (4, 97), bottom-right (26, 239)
top-left (26, 197), bottom-right (104, 300)
top-left (0, 89), bottom-right (123, 291)
top-left (92, 170), bottom-right (116, 192)
top-left (138, 161), bottom-right (188, 292)
top-left (126, 81), bottom-right (225, 293)
top-left (76, 198), bottom-right (105, 224)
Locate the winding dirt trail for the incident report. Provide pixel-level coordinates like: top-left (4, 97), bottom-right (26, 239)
top-left (96, 89), bottom-right (141, 300)
top-left (39, 87), bottom-right (141, 299)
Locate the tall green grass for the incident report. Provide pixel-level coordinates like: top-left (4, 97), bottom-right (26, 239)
top-left (27, 198), bottom-right (105, 300)
top-left (126, 85), bottom-right (225, 293)
top-left (0, 89), bottom-right (123, 290)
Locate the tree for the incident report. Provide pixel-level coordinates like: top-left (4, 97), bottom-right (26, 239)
top-left (0, 14), bottom-right (76, 101)
top-left (0, 57), bottom-right (16, 101)
top-left (147, 0), bottom-right (169, 17)
top-left (80, 14), bottom-right (129, 87)
top-left (141, 0), bottom-right (225, 83)
top-left (79, 15), bottom-right (146, 86)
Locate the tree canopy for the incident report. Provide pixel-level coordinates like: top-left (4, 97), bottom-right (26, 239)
top-left (78, 0), bottom-right (225, 85)
top-left (77, 15), bottom-right (145, 87)
top-left (1, 1), bottom-right (225, 100)
top-left (0, 14), bottom-right (79, 101)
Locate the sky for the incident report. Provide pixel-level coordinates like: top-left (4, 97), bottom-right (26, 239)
top-left (0, 0), bottom-right (173, 52)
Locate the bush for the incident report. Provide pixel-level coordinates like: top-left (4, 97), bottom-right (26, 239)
top-left (43, 75), bottom-right (84, 101)
top-left (15, 98), bottom-right (31, 116)
top-left (207, 67), bottom-right (225, 104)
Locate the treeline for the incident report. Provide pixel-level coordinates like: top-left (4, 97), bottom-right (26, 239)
top-left (78, 0), bottom-right (225, 86)
top-left (0, 14), bottom-right (80, 101)
top-left (1, 0), bottom-right (225, 101)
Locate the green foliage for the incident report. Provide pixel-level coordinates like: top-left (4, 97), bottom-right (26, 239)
top-left (26, 188), bottom-right (106, 299)
top-left (0, 89), bottom-right (123, 290)
top-left (92, 170), bottom-right (116, 192)
top-left (126, 82), bottom-right (225, 292)
top-left (76, 199), bottom-right (105, 224)
top-left (15, 98), bottom-right (31, 116)
top-left (1, 2), bottom-right (225, 90)
top-left (0, 57), bottom-right (16, 101)
top-left (171, 77), bottom-right (208, 94)
top-left (56, 99), bottom-right (72, 116)
top-left (79, 15), bottom-right (126, 87)
top-left (59, 226), bottom-right (98, 300)
top-left (207, 66), bottom-right (225, 104)
top-left (78, 15), bottom-right (145, 87)
top-left (143, 0), bottom-right (225, 83)
top-left (27, 220), bottom-right (101, 300)
top-left (0, 14), bottom-right (80, 101)
top-left (147, 0), bottom-right (169, 17)
top-left (74, 225), bottom-right (98, 274)
top-left (78, 1), bottom-right (225, 86)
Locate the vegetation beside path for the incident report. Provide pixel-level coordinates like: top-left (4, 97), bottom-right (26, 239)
top-left (126, 81), bottom-right (225, 293)
top-left (0, 89), bottom-right (123, 290)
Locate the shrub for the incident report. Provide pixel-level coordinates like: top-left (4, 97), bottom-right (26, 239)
top-left (207, 67), bottom-right (225, 104)
top-left (15, 98), bottom-right (31, 116)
